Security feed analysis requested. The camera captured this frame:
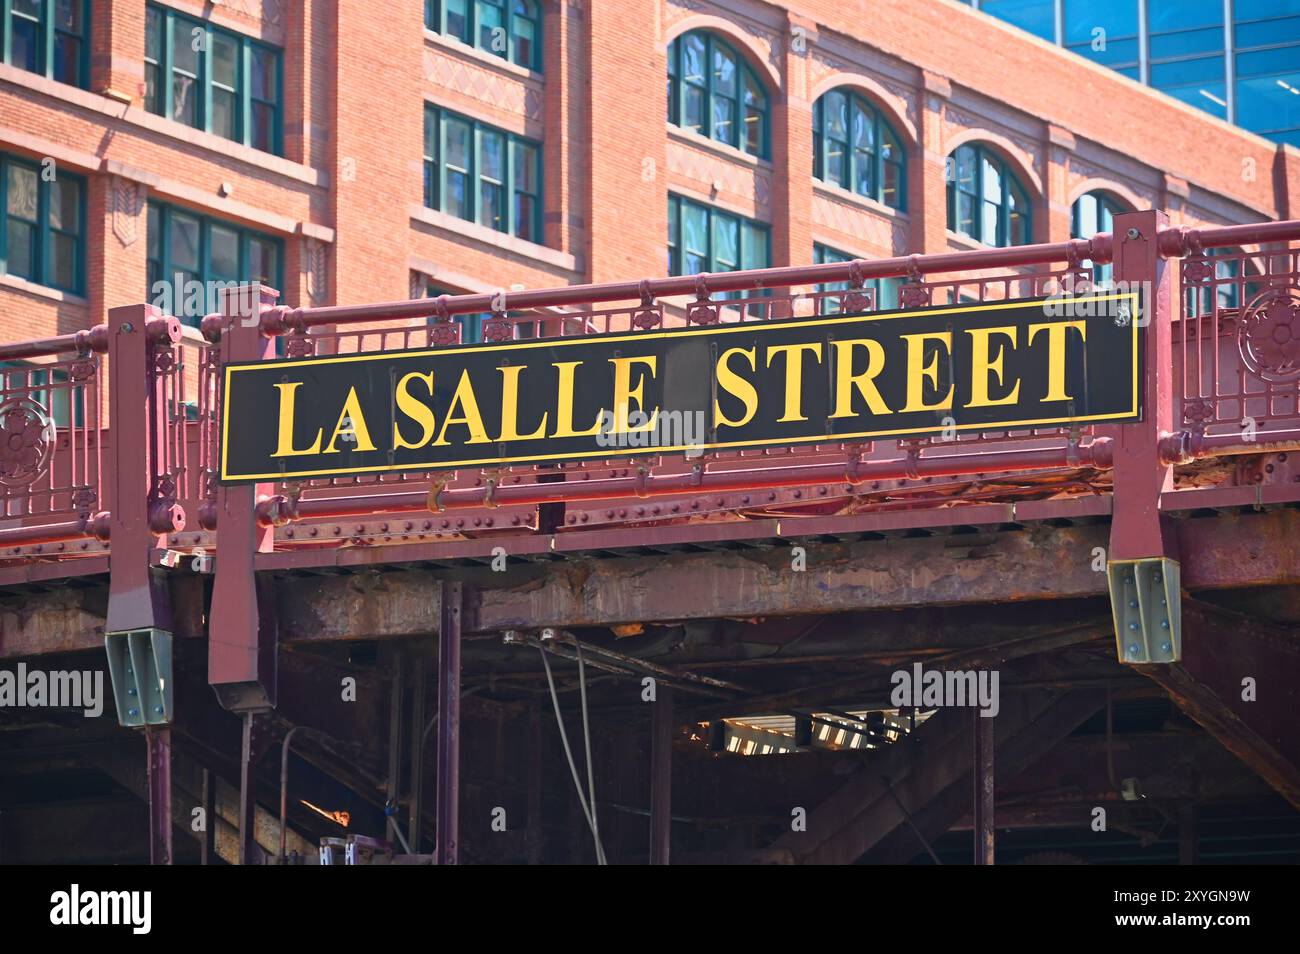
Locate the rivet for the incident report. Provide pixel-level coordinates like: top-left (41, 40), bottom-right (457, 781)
top-left (1128, 644), bottom-right (1139, 655)
top-left (1161, 642), bottom-right (1172, 653)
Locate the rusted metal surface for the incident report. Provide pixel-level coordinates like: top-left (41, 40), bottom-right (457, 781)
top-left (649, 685), bottom-right (673, 866)
top-left (1138, 599), bottom-right (1300, 807)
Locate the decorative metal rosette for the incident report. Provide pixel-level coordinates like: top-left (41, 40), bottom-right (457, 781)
top-left (1237, 287), bottom-right (1300, 383)
top-left (0, 399), bottom-right (56, 487)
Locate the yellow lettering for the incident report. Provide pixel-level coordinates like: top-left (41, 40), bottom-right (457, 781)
top-left (271, 382), bottom-right (323, 457)
top-left (433, 369), bottom-right (491, 446)
top-left (393, 371), bottom-right (437, 450)
top-left (900, 332), bottom-right (954, 413)
top-left (765, 342), bottom-right (823, 423)
top-left (550, 361), bottom-right (603, 438)
top-left (714, 346), bottom-right (758, 429)
top-left (496, 364), bottom-right (548, 441)
top-left (829, 339), bottom-right (892, 418)
top-left (607, 355), bottom-right (659, 433)
top-left (965, 326), bottom-right (1021, 408)
top-left (323, 387), bottom-right (376, 454)
top-left (1028, 320), bottom-right (1087, 402)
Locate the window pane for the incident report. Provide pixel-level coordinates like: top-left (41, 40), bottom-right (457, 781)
top-left (213, 33), bottom-right (239, 88)
top-left (712, 214), bottom-right (738, 270)
top-left (1149, 27), bottom-right (1223, 60)
top-left (712, 93), bottom-right (735, 145)
top-left (956, 191), bottom-right (975, 236)
top-left (173, 19), bottom-right (200, 75)
top-left (684, 86), bottom-right (705, 133)
top-left (481, 131), bottom-right (504, 182)
top-left (54, 34), bottom-right (82, 86)
top-left (515, 194), bottom-right (536, 241)
top-left (210, 225), bottom-right (239, 279)
top-left (447, 0), bottom-right (469, 39)
top-left (514, 142), bottom-right (537, 193)
top-left (170, 214), bottom-right (201, 272)
top-left (252, 47), bottom-right (277, 101)
top-left (446, 119), bottom-right (470, 170)
top-left (7, 165), bottom-right (38, 221)
top-left (980, 0), bottom-right (1055, 40)
top-left (1063, 0), bottom-right (1137, 44)
top-left (5, 222), bottom-right (34, 278)
top-left (982, 200), bottom-right (1000, 244)
top-left (478, 1), bottom-right (505, 54)
top-left (212, 89), bottom-right (237, 140)
top-left (49, 178), bottom-right (80, 233)
top-left (955, 146), bottom-right (977, 194)
top-left (853, 104), bottom-right (875, 151)
top-left (513, 18), bottom-right (535, 68)
top-left (12, 18), bottom-right (39, 72)
top-left (249, 237), bottom-right (278, 286)
top-left (981, 156), bottom-right (1002, 203)
top-left (55, 0), bottom-right (81, 30)
top-left (172, 75), bottom-right (199, 126)
top-left (854, 149), bottom-right (874, 196)
top-left (50, 231), bottom-right (76, 288)
top-left (1149, 0), bottom-right (1221, 32)
top-left (683, 202), bottom-right (708, 274)
top-left (1236, 16), bottom-right (1300, 49)
top-left (251, 102), bottom-right (275, 152)
top-left (682, 34), bottom-right (705, 85)
top-left (1236, 73), bottom-right (1300, 133)
top-left (712, 46), bottom-right (736, 97)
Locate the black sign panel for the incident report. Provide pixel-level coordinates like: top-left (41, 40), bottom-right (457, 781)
top-left (219, 292), bottom-right (1141, 483)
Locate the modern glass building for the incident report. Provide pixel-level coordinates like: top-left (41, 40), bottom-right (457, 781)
top-left (963, 0), bottom-right (1300, 146)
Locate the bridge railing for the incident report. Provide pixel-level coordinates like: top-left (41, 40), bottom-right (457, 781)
top-left (4, 211), bottom-right (1300, 578)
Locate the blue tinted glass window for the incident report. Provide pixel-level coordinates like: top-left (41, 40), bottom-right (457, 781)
top-left (1151, 55), bottom-right (1226, 87)
top-left (1160, 81), bottom-right (1229, 118)
top-left (980, 0), bottom-right (1055, 40)
top-left (1063, 0), bottom-right (1137, 44)
top-left (1149, 0), bottom-right (1222, 32)
top-left (1235, 15), bottom-right (1300, 48)
top-left (1236, 73), bottom-right (1300, 133)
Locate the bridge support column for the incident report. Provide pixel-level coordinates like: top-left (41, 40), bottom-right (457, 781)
top-left (1103, 209), bottom-right (1181, 664)
top-left (209, 285), bottom-right (280, 712)
top-left (435, 580), bottom-right (462, 865)
top-left (649, 684), bottom-right (673, 865)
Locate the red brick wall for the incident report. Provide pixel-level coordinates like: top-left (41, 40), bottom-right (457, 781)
top-left (0, 0), bottom-right (1296, 353)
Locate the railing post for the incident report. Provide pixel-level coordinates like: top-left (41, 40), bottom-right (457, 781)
top-left (103, 302), bottom-right (183, 865)
top-left (208, 285), bottom-right (280, 711)
top-left (1104, 209), bottom-right (1182, 664)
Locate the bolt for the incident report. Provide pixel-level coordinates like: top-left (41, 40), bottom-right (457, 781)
top-left (1160, 619), bottom-right (1169, 630)
top-left (1161, 642), bottom-right (1172, 653)
top-left (1128, 644), bottom-right (1139, 656)
top-left (1126, 228), bottom-right (1140, 240)
top-left (1129, 600), bottom-right (1138, 608)
top-left (1129, 622), bottom-right (1139, 631)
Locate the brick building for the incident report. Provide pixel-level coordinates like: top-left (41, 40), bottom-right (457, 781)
top-left (2, 0), bottom-right (1298, 359)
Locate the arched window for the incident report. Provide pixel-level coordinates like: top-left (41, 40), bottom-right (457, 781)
top-left (427, 0), bottom-right (541, 71)
top-left (813, 89), bottom-right (905, 211)
top-left (947, 144), bottom-right (1030, 247)
top-left (1071, 190), bottom-right (1127, 284)
top-left (668, 30), bottom-right (768, 158)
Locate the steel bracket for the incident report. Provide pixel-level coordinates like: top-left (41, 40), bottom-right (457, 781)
top-left (1108, 558), bottom-right (1181, 664)
top-left (105, 628), bottom-right (174, 726)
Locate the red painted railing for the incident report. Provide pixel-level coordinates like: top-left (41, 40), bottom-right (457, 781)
top-left (3, 213), bottom-right (1300, 580)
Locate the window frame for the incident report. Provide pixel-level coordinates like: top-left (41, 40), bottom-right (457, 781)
top-left (667, 193), bottom-right (770, 281)
top-left (812, 88), bottom-right (907, 212)
top-left (946, 143), bottom-right (1031, 247)
top-left (668, 30), bottom-right (769, 160)
top-left (146, 201), bottom-right (283, 327)
top-left (425, 0), bottom-right (542, 71)
top-left (144, 3), bottom-right (283, 156)
top-left (2, 0), bottom-right (90, 87)
top-left (0, 152), bottom-right (84, 294)
top-left (424, 104), bottom-right (544, 243)
top-left (1070, 189), bottom-right (1126, 285)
